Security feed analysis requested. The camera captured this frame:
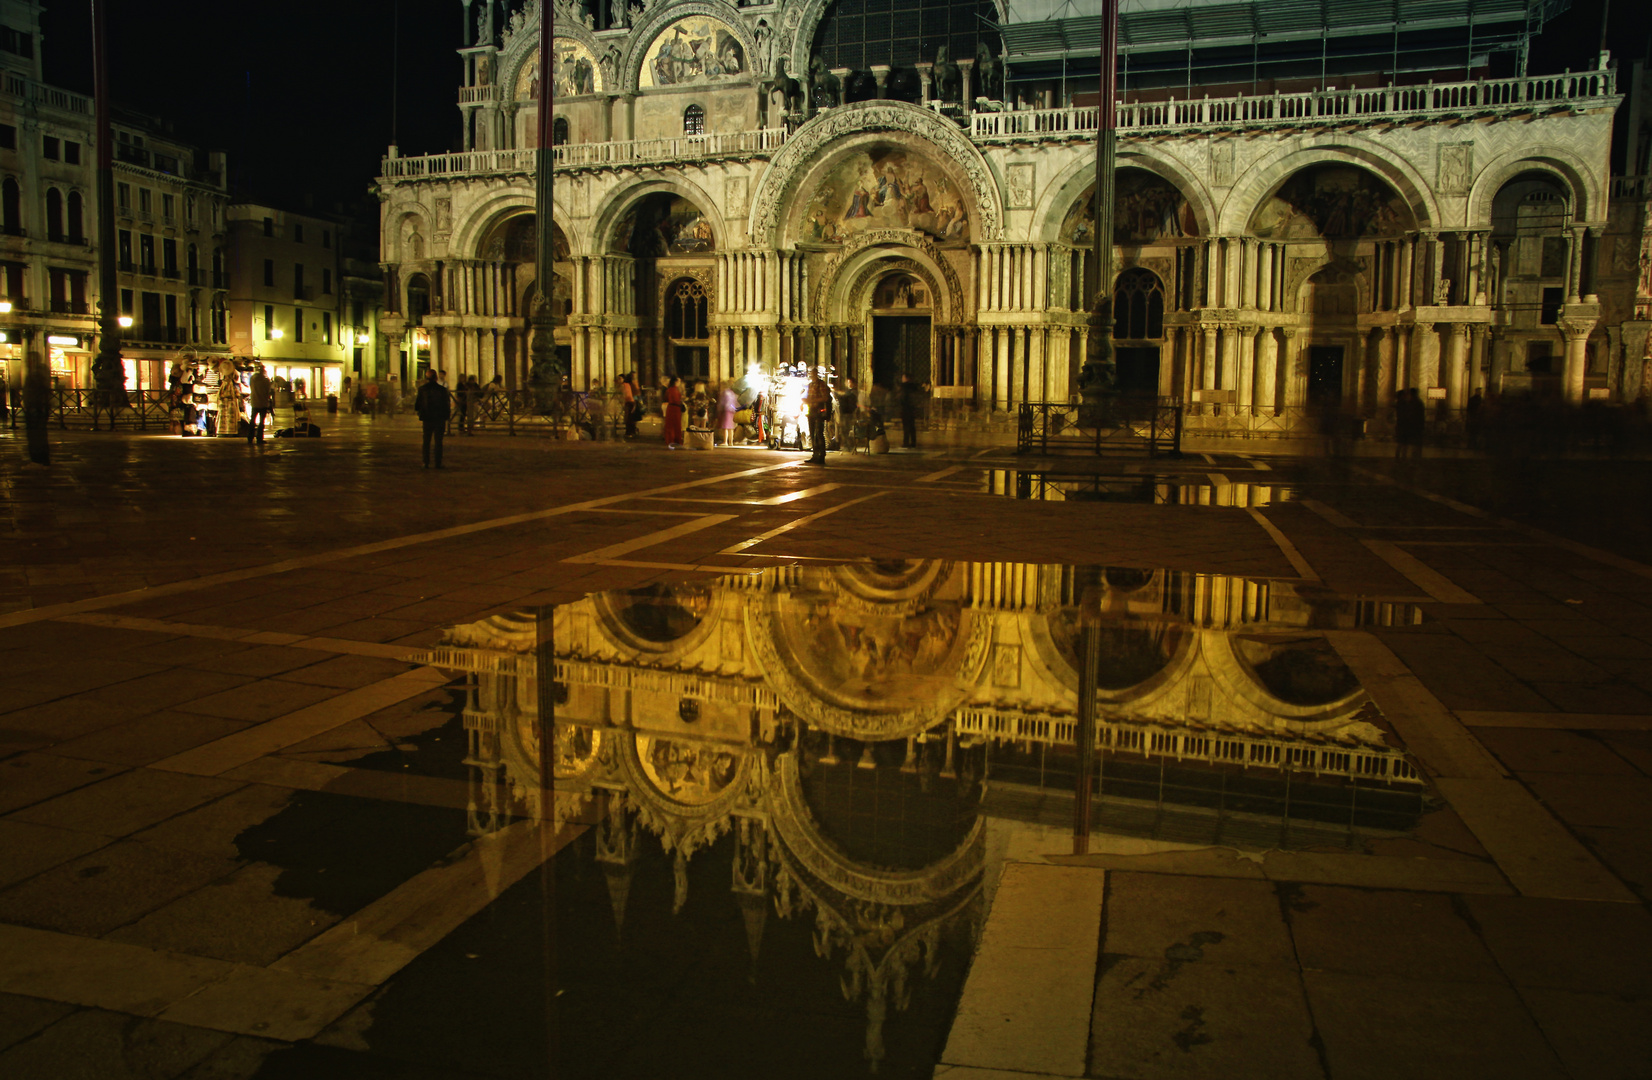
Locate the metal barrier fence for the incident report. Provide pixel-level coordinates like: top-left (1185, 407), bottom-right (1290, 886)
top-left (1017, 396), bottom-right (1182, 456)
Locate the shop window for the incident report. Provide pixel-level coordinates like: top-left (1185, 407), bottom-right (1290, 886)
top-left (1112, 268), bottom-right (1164, 340)
top-left (683, 105), bottom-right (705, 136)
top-left (67, 191), bottom-right (83, 241)
top-left (667, 278), bottom-right (708, 339)
top-left (45, 188), bottom-right (62, 240)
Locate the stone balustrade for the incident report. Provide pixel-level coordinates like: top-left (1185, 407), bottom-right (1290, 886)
top-left (380, 127), bottom-right (789, 182)
top-left (970, 68), bottom-right (1620, 141)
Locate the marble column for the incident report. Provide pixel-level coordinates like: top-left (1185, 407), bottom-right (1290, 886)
top-left (1376, 327), bottom-right (1397, 410)
top-left (1280, 328), bottom-right (1302, 409)
top-left (1256, 328), bottom-right (1279, 415)
top-left (1444, 323), bottom-right (1469, 409)
top-left (1560, 315), bottom-right (1596, 403)
top-left (1237, 326), bottom-right (1256, 413)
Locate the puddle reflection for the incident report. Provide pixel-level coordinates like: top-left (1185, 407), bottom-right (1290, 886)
top-left (984, 468), bottom-right (1294, 506)
top-left (416, 562), bottom-right (1425, 1075)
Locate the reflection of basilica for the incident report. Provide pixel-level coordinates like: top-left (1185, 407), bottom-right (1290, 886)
top-left (420, 561), bottom-right (1423, 1070)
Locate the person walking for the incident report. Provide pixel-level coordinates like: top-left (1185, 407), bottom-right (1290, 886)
top-left (621, 373), bottom-right (638, 440)
top-left (363, 378), bottom-right (379, 421)
top-left (415, 369), bottom-right (453, 468)
top-left (247, 364), bottom-right (273, 446)
top-left (899, 373), bottom-right (922, 449)
top-left (806, 373), bottom-right (832, 465)
top-left (836, 377), bottom-right (860, 452)
top-left (717, 380), bottom-right (739, 447)
top-left (662, 376), bottom-right (684, 449)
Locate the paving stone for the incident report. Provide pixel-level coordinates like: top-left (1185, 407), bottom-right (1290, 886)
top-left (0, 819), bottom-right (113, 889)
top-left (1473, 728), bottom-right (1642, 775)
top-left (50, 712), bottom-right (252, 767)
top-left (1089, 954), bottom-right (1322, 1080)
top-left (1285, 885), bottom-right (1503, 983)
top-left (1303, 971), bottom-right (1567, 1080)
top-left (108, 862), bottom-right (342, 966)
top-left (1462, 895), bottom-right (1652, 998)
top-left (0, 1008), bottom-right (232, 1080)
top-left (0, 839), bottom-right (238, 937)
top-left (6, 770), bottom-right (243, 838)
top-left (0, 993), bottom-right (76, 1054)
top-left (175, 679), bottom-right (341, 724)
top-left (1103, 874), bottom-right (1297, 970)
top-left (131, 784), bottom-right (299, 859)
top-left (0, 753), bottom-right (125, 815)
top-left (1521, 773), bottom-right (1652, 829)
top-left (278, 654), bottom-right (413, 689)
top-left (1516, 988), bottom-right (1652, 1080)
top-left (175, 1036), bottom-right (286, 1080)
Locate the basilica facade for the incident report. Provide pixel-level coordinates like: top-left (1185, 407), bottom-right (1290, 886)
top-left (375, 0), bottom-right (1649, 435)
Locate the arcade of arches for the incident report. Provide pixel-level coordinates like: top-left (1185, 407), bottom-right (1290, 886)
top-left (375, 0), bottom-right (1643, 432)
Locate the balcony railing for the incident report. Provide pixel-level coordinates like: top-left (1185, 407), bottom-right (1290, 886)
top-left (459, 85), bottom-right (498, 104)
top-left (380, 68), bottom-right (1621, 186)
top-left (1, 73), bottom-right (91, 115)
top-left (1611, 176), bottom-right (1650, 200)
top-left (971, 68), bottom-right (1621, 141)
top-left (49, 299), bottom-right (90, 315)
top-left (380, 128), bottom-right (790, 181)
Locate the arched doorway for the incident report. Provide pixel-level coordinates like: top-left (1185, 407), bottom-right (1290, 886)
top-left (610, 191), bottom-right (715, 386)
top-left (1112, 267), bottom-right (1165, 396)
top-left (1489, 171), bottom-right (1573, 395)
top-left (1304, 265), bottom-right (1358, 408)
top-left (870, 271), bottom-right (932, 389)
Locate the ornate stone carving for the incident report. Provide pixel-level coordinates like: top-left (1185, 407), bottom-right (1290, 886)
top-left (1210, 142), bottom-right (1234, 187)
top-left (725, 175), bottom-right (750, 219)
top-left (810, 229), bottom-right (967, 324)
top-left (624, 1), bottom-right (758, 93)
top-left (1005, 162), bottom-right (1034, 209)
top-left (1437, 143), bottom-right (1472, 196)
top-left (749, 102), bottom-right (1003, 243)
top-left (845, 257), bottom-right (947, 327)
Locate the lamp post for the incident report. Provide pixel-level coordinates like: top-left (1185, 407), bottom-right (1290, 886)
top-left (527, 0), bottom-right (561, 403)
top-left (90, 0), bottom-right (123, 425)
top-left (1079, 0), bottom-right (1120, 414)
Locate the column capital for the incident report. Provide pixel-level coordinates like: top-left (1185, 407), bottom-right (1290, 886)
top-left (1558, 315), bottom-right (1597, 340)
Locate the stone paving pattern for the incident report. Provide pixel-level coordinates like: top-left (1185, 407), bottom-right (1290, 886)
top-left (0, 418), bottom-right (1649, 1079)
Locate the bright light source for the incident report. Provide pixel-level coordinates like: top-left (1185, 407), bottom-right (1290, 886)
top-left (46, 335), bottom-right (78, 346)
top-left (117, 315), bottom-right (134, 328)
top-left (271, 328), bottom-right (285, 339)
top-left (0, 301), bottom-right (12, 314)
top-left (0, 331), bottom-right (9, 343)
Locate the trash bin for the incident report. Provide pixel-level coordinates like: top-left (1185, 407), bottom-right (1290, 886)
top-left (327, 394), bottom-right (338, 414)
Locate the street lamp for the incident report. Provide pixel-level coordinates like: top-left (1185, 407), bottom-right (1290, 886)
top-left (0, 300), bottom-right (12, 314)
top-left (116, 315), bottom-right (132, 328)
top-left (271, 328), bottom-right (285, 340)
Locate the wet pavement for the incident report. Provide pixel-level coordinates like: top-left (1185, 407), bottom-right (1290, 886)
top-left (1, 418), bottom-right (1650, 1079)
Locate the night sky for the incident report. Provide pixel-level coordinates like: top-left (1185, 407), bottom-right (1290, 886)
top-left (31, 0), bottom-right (1652, 226)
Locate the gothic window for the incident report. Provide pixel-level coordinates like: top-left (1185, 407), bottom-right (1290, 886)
top-left (667, 278), bottom-right (708, 340)
top-left (1112, 268), bottom-right (1164, 340)
top-left (552, 117), bottom-right (569, 146)
top-left (683, 105), bottom-right (705, 136)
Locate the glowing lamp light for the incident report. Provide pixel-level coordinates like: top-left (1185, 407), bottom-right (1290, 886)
top-left (117, 315), bottom-right (133, 328)
top-left (0, 300), bottom-right (12, 314)
top-left (0, 331), bottom-right (9, 343)
top-left (46, 335), bottom-right (79, 347)
top-left (271, 328), bottom-right (285, 339)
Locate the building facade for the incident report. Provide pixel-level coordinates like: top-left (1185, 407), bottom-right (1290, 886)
top-left (375, 0), bottom-right (1651, 433)
top-left (0, 0), bottom-right (231, 398)
top-left (225, 204), bottom-right (383, 400)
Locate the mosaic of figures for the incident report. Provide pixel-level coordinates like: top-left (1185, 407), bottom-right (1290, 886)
top-left (517, 39), bottom-right (604, 99)
top-left (614, 195), bottom-right (715, 256)
top-left (1251, 166), bottom-right (1413, 240)
top-left (873, 273), bottom-right (930, 310)
top-left (640, 17), bottom-right (746, 88)
top-left (1062, 170), bottom-right (1197, 247)
top-left (801, 147), bottom-right (970, 246)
